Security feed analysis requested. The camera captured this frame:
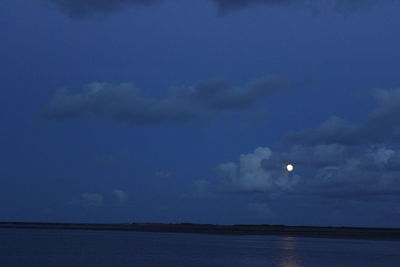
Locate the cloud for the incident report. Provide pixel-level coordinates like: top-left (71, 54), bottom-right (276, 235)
top-left (218, 147), bottom-right (300, 194)
top-left (42, 76), bottom-right (291, 126)
top-left (263, 143), bottom-right (355, 169)
top-left (42, 82), bottom-right (196, 125)
top-left (212, 0), bottom-right (391, 14)
top-left (288, 88), bottom-right (400, 146)
top-left (218, 145), bottom-right (400, 199)
top-left (81, 192), bottom-right (104, 207)
top-left (294, 145), bottom-right (400, 198)
top-left (184, 179), bottom-right (215, 199)
top-left (308, 146), bottom-right (400, 197)
top-left (155, 171), bottom-right (172, 178)
top-left (189, 76), bottom-right (289, 109)
top-left (216, 88), bottom-right (400, 200)
top-left (46, 0), bottom-right (396, 18)
top-left (288, 116), bottom-right (359, 145)
top-left (112, 189), bottom-right (128, 204)
top-left (213, 0), bottom-right (297, 13)
top-left (70, 190), bottom-right (129, 207)
top-left (47, 0), bottom-right (162, 18)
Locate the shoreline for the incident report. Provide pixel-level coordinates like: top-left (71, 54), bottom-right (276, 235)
top-left (1, 222), bottom-right (400, 241)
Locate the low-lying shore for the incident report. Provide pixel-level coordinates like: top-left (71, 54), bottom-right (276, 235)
top-left (1, 222), bottom-right (400, 241)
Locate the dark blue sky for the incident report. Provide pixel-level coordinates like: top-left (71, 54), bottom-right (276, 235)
top-left (1, 0), bottom-right (400, 227)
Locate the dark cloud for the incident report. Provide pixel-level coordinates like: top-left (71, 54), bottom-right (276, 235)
top-left (308, 146), bottom-right (400, 198)
top-left (68, 192), bottom-right (104, 207)
top-left (213, 0), bottom-right (390, 13)
top-left (218, 145), bottom-right (400, 199)
top-left (183, 180), bottom-right (215, 199)
top-left (46, 0), bottom-right (392, 18)
top-left (42, 82), bottom-right (195, 125)
top-left (262, 144), bottom-right (355, 169)
top-left (112, 189), bottom-right (128, 204)
top-left (218, 147), bottom-right (300, 194)
top-left (191, 76), bottom-right (288, 109)
top-left (155, 171), bottom-right (172, 178)
top-left (288, 88), bottom-right (400, 146)
top-left (216, 88), bottom-right (400, 200)
top-left (42, 76), bottom-right (291, 125)
top-left (287, 116), bottom-right (359, 145)
top-left (47, 0), bottom-right (161, 18)
top-left (213, 0), bottom-right (296, 14)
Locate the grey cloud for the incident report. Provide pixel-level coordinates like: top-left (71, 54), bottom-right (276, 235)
top-left (218, 145), bottom-right (400, 199)
top-left (309, 146), bottom-right (400, 198)
top-left (302, 145), bottom-right (400, 195)
top-left (286, 116), bottom-right (359, 145)
top-left (155, 171), bottom-right (172, 178)
top-left (218, 147), bottom-right (300, 194)
top-left (288, 88), bottom-right (400, 146)
top-left (190, 76), bottom-right (288, 109)
top-left (42, 82), bottom-right (196, 125)
top-left (213, 0), bottom-right (391, 13)
top-left (81, 192), bottom-right (104, 207)
top-left (70, 190), bottom-right (130, 207)
top-left (47, 0), bottom-right (161, 18)
top-left (183, 179), bottom-right (215, 199)
top-left (263, 143), bottom-right (357, 170)
top-left (216, 88), bottom-right (400, 201)
top-left (112, 189), bottom-right (128, 204)
top-left (42, 76), bottom-right (291, 126)
top-left (358, 88), bottom-right (400, 143)
top-left (214, 0), bottom-right (297, 13)
top-left (47, 0), bottom-right (395, 18)
top-left (334, 0), bottom-right (384, 12)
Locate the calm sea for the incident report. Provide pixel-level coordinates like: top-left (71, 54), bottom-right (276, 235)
top-left (0, 228), bottom-right (399, 266)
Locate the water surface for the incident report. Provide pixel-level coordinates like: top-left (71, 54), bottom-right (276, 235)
top-left (0, 228), bottom-right (399, 266)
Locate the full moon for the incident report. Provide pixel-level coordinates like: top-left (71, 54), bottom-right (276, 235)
top-left (286, 164), bottom-right (294, 172)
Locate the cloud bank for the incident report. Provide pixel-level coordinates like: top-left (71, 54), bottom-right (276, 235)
top-left (81, 192), bottom-right (104, 207)
top-left (47, 0), bottom-right (161, 17)
top-left (213, 0), bottom-right (391, 13)
top-left (42, 82), bottom-right (194, 125)
top-left (155, 171), bottom-right (172, 178)
top-left (288, 88), bottom-right (400, 146)
top-left (219, 145), bottom-right (400, 199)
top-left (69, 190), bottom-right (129, 207)
top-left (42, 76), bottom-right (290, 125)
top-left (218, 88), bottom-right (400, 200)
top-left (112, 189), bottom-right (128, 203)
top-left (184, 179), bottom-right (215, 199)
top-left (46, 0), bottom-right (393, 18)
top-left (218, 147), bottom-right (300, 194)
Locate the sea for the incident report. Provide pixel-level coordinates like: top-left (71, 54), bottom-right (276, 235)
top-left (0, 228), bottom-right (399, 266)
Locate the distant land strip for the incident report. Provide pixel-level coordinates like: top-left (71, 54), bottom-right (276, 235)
top-left (1, 222), bottom-right (400, 241)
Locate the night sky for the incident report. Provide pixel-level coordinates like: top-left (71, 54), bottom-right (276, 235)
top-left (1, 0), bottom-right (400, 227)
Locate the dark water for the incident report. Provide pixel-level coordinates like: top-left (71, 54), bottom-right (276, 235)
top-left (0, 228), bottom-right (400, 266)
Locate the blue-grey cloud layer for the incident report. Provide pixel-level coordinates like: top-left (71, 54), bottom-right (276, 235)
top-left (213, 0), bottom-right (389, 13)
top-left (218, 88), bottom-right (400, 199)
top-left (46, 0), bottom-right (394, 17)
top-left (48, 0), bottom-right (161, 17)
top-left (288, 89), bottom-right (400, 146)
top-left (218, 145), bottom-right (400, 198)
top-left (42, 76), bottom-right (289, 125)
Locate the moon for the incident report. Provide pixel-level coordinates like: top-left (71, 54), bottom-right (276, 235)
top-left (286, 164), bottom-right (294, 172)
